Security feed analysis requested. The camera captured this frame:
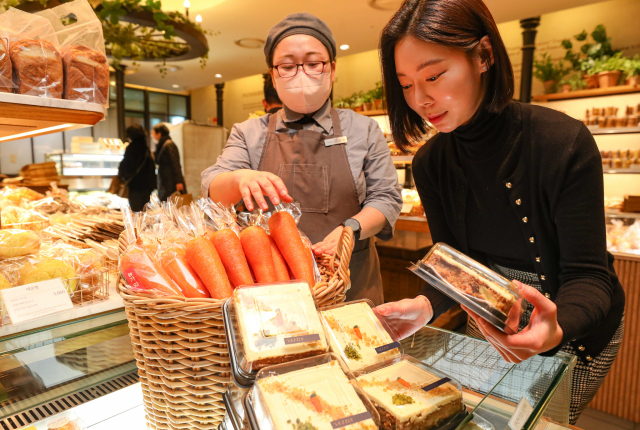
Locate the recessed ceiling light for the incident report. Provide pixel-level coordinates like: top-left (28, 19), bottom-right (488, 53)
top-left (340, 44), bottom-right (350, 50)
top-left (183, 0), bottom-right (190, 7)
top-left (196, 14), bottom-right (202, 22)
top-left (234, 38), bottom-right (265, 49)
top-left (215, 74), bottom-right (222, 78)
top-left (368, 0), bottom-right (403, 10)
top-left (155, 65), bottom-right (183, 73)
top-left (172, 84), bottom-right (180, 88)
top-left (109, 81), bottom-right (116, 86)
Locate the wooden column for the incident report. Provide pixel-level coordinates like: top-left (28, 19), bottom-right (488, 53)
top-left (519, 17), bottom-right (540, 103)
top-left (215, 83), bottom-right (225, 128)
top-left (589, 253), bottom-right (640, 423)
top-left (115, 66), bottom-right (126, 141)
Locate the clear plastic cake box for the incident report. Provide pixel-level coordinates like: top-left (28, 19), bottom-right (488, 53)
top-left (410, 243), bottom-right (527, 334)
top-left (320, 299), bottom-right (402, 372)
top-left (244, 353), bottom-right (380, 430)
top-left (222, 380), bottom-right (249, 430)
top-left (222, 281), bottom-right (330, 388)
top-left (354, 354), bottom-right (467, 430)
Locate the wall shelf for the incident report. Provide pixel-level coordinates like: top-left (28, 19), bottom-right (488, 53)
top-left (604, 170), bottom-right (640, 174)
top-left (532, 84), bottom-right (640, 102)
top-left (590, 126), bottom-right (640, 135)
top-left (357, 109), bottom-right (387, 117)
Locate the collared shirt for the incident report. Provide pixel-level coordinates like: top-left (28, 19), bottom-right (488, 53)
top-left (201, 100), bottom-right (402, 240)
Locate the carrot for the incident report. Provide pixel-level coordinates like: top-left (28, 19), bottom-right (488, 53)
top-left (397, 377), bottom-right (411, 388)
top-left (240, 226), bottom-right (277, 283)
top-left (310, 393), bottom-right (322, 412)
top-left (268, 211), bottom-right (315, 287)
top-left (268, 235), bottom-right (291, 282)
top-left (205, 230), bottom-right (216, 242)
top-left (160, 247), bottom-right (210, 298)
top-left (211, 229), bottom-right (254, 288)
top-left (353, 325), bottom-right (362, 340)
top-left (120, 245), bottom-right (184, 296)
top-left (185, 236), bottom-right (233, 299)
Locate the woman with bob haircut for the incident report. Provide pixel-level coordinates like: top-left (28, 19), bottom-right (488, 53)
top-left (374, 0), bottom-right (625, 423)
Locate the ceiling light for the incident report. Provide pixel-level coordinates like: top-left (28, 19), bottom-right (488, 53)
top-left (215, 74), bottom-right (222, 78)
top-left (172, 84), bottom-right (180, 88)
top-left (196, 14), bottom-right (202, 22)
top-left (0, 124), bottom-right (73, 142)
top-left (155, 64), bottom-right (183, 73)
top-left (109, 81), bottom-right (116, 86)
top-left (234, 38), bottom-right (265, 49)
top-left (183, 0), bottom-right (190, 7)
top-left (368, 0), bottom-right (403, 10)
top-left (340, 44), bottom-right (350, 50)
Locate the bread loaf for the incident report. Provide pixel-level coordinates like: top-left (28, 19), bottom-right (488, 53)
top-left (62, 45), bottom-right (109, 104)
top-left (0, 39), bottom-right (12, 93)
top-left (9, 39), bottom-right (63, 98)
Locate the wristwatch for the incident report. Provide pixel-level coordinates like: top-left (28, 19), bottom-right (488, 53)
top-left (342, 218), bottom-right (362, 241)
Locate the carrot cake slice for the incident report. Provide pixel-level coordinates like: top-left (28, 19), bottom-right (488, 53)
top-left (321, 301), bottom-right (400, 371)
top-left (255, 360), bottom-right (377, 430)
top-left (357, 360), bottom-right (463, 430)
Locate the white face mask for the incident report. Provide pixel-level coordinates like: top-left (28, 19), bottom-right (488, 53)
top-left (275, 71), bottom-right (332, 114)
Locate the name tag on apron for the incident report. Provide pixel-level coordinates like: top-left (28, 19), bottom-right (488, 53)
top-left (324, 136), bottom-right (347, 147)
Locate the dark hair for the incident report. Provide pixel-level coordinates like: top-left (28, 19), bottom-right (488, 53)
top-left (126, 124), bottom-right (147, 144)
top-left (380, 0), bottom-right (514, 150)
top-left (263, 73), bottom-right (282, 106)
top-left (152, 123), bottom-right (170, 137)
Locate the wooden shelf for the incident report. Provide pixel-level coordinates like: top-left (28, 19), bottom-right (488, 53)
top-left (391, 155), bottom-right (414, 163)
top-left (590, 126), bottom-right (640, 135)
top-left (532, 84), bottom-right (640, 102)
top-left (358, 109), bottom-right (387, 117)
top-left (0, 95), bottom-right (105, 143)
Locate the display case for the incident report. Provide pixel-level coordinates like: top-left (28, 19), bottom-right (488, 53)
top-left (44, 153), bottom-right (124, 191)
top-left (8, 325), bottom-right (573, 430)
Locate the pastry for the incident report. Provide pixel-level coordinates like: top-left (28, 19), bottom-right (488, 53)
top-left (255, 360), bottom-right (377, 430)
top-left (47, 417), bottom-right (77, 430)
top-left (19, 258), bottom-right (77, 292)
top-left (357, 360), bottom-right (463, 430)
top-left (234, 282), bottom-right (328, 371)
top-left (321, 302), bottom-right (400, 371)
top-left (10, 39), bottom-right (63, 98)
top-left (0, 229), bottom-right (40, 258)
top-left (424, 248), bottom-right (516, 316)
top-left (62, 45), bottom-right (109, 104)
top-left (0, 38), bottom-right (12, 93)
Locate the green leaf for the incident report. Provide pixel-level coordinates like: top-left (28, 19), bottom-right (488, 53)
top-left (581, 43), bottom-right (591, 55)
top-left (574, 30), bottom-right (587, 41)
top-left (153, 11), bottom-right (168, 22)
top-left (587, 43), bottom-right (602, 57)
top-left (591, 24), bottom-right (607, 43)
top-left (561, 39), bottom-right (572, 50)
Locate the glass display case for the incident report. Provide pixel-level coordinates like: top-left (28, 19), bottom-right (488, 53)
top-left (45, 153), bottom-right (124, 177)
top-left (6, 325), bottom-right (573, 430)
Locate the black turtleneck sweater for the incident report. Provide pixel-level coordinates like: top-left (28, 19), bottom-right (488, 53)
top-left (454, 103), bottom-right (534, 271)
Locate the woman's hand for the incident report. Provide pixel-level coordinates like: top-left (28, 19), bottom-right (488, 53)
top-left (235, 170), bottom-right (293, 211)
top-left (462, 280), bottom-right (564, 364)
top-left (312, 226), bottom-right (354, 256)
top-left (373, 296), bottom-right (433, 339)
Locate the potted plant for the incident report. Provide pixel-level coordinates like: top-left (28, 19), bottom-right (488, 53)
top-left (362, 91), bottom-right (374, 111)
top-left (558, 78), bottom-right (572, 93)
top-left (580, 58), bottom-right (599, 89)
top-left (351, 92), bottom-right (365, 112)
top-left (533, 53), bottom-right (569, 94)
top-left (590, 53), bottom-right (625, 88)
top-left (371, 81), bottom-right (385, 110)
top-left (568, 74), bottom-right (587, 91)
top-left (622, 55), bottom-right (640, 86)
top-left (333, 97), bottom-right (350, 109)
top-left (562, 24), bottom-right (618, 90)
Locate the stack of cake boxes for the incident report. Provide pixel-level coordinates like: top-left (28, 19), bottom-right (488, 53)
top-left (221, 281), bottom-right (468, 430)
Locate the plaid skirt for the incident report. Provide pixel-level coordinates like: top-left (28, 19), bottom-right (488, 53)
top-left (466, 263), bottom-right (624, 425)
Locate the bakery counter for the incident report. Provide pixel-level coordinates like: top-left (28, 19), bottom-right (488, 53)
top-left (11, 326), bottom-right (574, 430)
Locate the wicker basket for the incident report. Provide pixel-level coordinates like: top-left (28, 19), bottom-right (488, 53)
top-left (118, 227), bottom-right (354, 429)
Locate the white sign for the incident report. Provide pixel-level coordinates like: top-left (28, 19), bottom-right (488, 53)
top-left (1, 278), bottom-right (73, 325)
top-left (509, 396), bottom-right (534, 430)
top-left (401, 203), bottom-right (414, 214)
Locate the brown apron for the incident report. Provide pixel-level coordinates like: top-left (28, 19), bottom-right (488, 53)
top-left (257, 110), bottom-right (384, 305)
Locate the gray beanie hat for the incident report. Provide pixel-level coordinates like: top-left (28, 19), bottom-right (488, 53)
top-left (264, 12), bottom-right (336, 67)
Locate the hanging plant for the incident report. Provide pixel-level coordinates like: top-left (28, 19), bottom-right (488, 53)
top-left (0, 0), bottom-right (212, 76)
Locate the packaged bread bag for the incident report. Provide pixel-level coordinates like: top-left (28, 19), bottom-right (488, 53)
top-left (37, 0), bottom-right (109, 106)
top-left (0, 8), bottom-right (63, 98)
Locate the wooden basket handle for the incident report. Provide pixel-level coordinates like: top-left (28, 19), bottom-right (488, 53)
top-left (332, 226), bottom-right (354, 282)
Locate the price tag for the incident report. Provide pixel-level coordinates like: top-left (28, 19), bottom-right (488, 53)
top-left (508, 396), bottom-right (534, 430)
top-left (401, 203), bottom-right (413, 214)
top-left (1, 278), bottom-right (73, 326)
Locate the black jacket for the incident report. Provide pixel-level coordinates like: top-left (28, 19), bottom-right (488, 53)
top-left (118, 137), bottom-right (156, 191)
top-left (414, 102), bottom-right (624, 364)
top-left (155, 136), bottom-right (186, 201)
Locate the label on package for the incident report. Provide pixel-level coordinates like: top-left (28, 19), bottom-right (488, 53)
top-left (508, 396), bottom-right (534, 430)
top-left (1, 278), bottom-right (73, 325)
top-left (421, 377), bottom-right (451, 393)
top-left (331, 412), bottom-right (373, 429)
top-left (375, 341), bottom-right (401, 354)
top-left (284, 333), bottom-right (321, 345)
top-left (124, 267), bottom-right (143, 290)
top-left (324, 136), bottom-right (348, 146)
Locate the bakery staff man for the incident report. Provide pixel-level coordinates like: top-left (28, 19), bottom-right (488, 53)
top-left (201, 13), bottom-right (402, 305)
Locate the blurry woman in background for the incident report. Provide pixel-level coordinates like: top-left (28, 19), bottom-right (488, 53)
top-left (118, 124), bottom-right (156, 211)
top-left (152, 124), bottom-right (186, 201)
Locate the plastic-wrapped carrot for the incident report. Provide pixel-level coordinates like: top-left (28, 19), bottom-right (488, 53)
top-left (205, 230), bottom-right (216, 242)
top-left (185, 236), bottom-right (233, 299)
top-left (268, 235), bottom-right (291, 282)
top-left (160, 247), bottom-right (210, 298)
top-left (211, 228), bottom-right (254, 288)
top-left (268, 211), bottom-right (315, 287)
top-left (120, 244), bottom-right (184, 296)
top-left (240, 226), bottom-right (277, 283)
